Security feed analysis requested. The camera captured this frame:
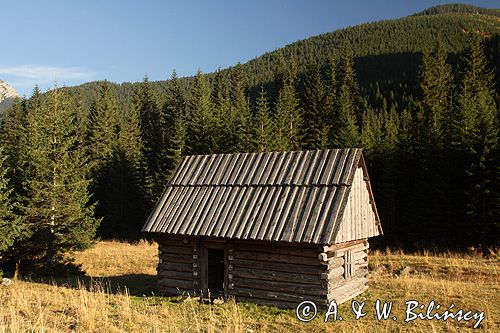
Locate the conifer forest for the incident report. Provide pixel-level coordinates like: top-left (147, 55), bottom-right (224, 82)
top-left (0, 4), bottom-right (499, 274)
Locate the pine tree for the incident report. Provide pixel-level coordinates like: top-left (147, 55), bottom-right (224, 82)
top-left (252, 86), bottom-right (274, 152)
top-left (334, 43), bottom-right (361, 148)
top-left (23, 87), bottom-right (99, 271)
top-left (188, 70), bottom-right (217, 154)
top-left (273, 57), bottom-right (302, 151)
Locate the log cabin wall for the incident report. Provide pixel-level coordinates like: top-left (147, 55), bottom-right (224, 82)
top-left (156, 235), bottom-right (369, 308)
top-left (229, 240), bottom-right (328, 308)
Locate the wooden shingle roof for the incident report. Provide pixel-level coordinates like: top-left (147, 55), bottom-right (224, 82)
top-left (142, 148), bottom-right (382, 244)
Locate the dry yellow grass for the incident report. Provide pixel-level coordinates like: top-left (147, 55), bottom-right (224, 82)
top-left (0, 241), bottom-right (498, 332)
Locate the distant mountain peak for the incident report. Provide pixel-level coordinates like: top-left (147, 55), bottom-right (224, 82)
top-left (0, 80), bottom-right (19, 113)
top-left (0, 80), bottom-right (19, 102)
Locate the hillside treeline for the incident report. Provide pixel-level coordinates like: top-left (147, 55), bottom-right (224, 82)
top-left (0, 33), bottom-right (499, 275)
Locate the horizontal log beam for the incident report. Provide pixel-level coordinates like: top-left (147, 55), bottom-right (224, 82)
top-left (160, 253), bottom-right (194, 264)
top-left (320, 266), bottom-right (344, 280)
top-left (233, 250), bottom-right (321, 266)
top-left (231, 259), bottom-right (327, 275)
top-left (327, 277), bottom-right (367, 302)
top-left (158, 270), bottom-right (196, 281)
top-left (232, 287), bottom-right (327, 304)
top-left (232, 267), bottom-right (322, 285)
top-left (328, 282), bottom-right (368, 304)
top-left (232, 277), bottom-right (327, 296)
top-left (329, 242), bottom-right (368, 258)
top-left (159, 245), bottom-right (194, 255)
top-left (320, 239), bottom-right (367, 253)
top-left (158, 261), bottom-right (193, 272)
top-left (234, 243), bottom-right (318, 258)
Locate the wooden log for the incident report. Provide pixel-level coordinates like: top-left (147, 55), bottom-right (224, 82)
top-left (233, 239), bottom-right (319, 250)
top-left (232, 287), bottom-right (327, 304)
top-left (327, 277), bottom-right (367, 302)
top-left (352, 250), bottom-right (367, 262)
top-left (160, 253), bottom-right (194, 264)
top-left (328, 282), bottom-right (368, 304)
top-left (234, 243), bottom-right (318, 258)
top-left (231, 259), bottom-right (326, 275)
top-left (158, 278), bottom-right (196, 289)
top-left (327, 267), bottom-right (367, 292)
top-left (158, 261), bottom-right (193, 272)
top-left (160, 245), bottom-right (194, 255)
top-left (320, 239), bottom-right (367, 253)
top-left (232, 267), bottom-right (322, 285)
top-left (158, 270), bottom-right (195, 281)
top-left (232, 277), bottom-right (327, 296)
top-left (355, 259), bottom-right (368, 269)
top-left (328, 242), bottom-right (368, 258)
top-left (233, 250), bottom-right (321, 265)
top-left (320, 266), bottom-right (344, 280)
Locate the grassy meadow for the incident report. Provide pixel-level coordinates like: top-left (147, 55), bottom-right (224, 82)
top-left (0, 241), bottom-right (498, 332)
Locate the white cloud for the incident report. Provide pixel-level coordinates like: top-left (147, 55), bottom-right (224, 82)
top-left (0, 65), bottom-right (97, 95)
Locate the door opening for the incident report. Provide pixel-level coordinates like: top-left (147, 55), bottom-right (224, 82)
top-left (207, 248), bottom-right (224, 293)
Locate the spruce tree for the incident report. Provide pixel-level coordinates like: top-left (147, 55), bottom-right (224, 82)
top-left (212, 68), bottom-right (232, 151)
top-left (0, 147), bottom-right (22, 257)
top-left (418, 41), bottom-right (453, 147)
top-left (164, 70), bottom-right (188, 175)
top-left (334, 43), bottom-right (361, 148)
top-left (252, 86), bottom-right (274, 152)
top-left (456, 36), bottom-right (499, 244)
top-left (0, 97), bottom-right (29, 197)
top-left (303, 66), bottom-right (328, 149)
top-left (135, 77), bottom-right (167, 199)
top-left (86, 81), bottom-right (121, 237)
top-left (105, 104), bottom-right (149, 239)
top-left (231, 63), bottom-right (253, 152)
top-left (273, 57), bottom-right (302, 151)
top-left (87, 80), bottom-right (120, 170)
top-left (413, 42), bottom-right (454, 240)
top-left (23, 87), bottom-right (99, 271)
top-left (324, 52), bottom-right (339, 146)
top-left (188, 70), bottom-right (217, 154)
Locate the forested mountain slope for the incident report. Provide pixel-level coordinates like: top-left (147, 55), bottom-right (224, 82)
top-left (70, 3), bottom-right (500, 109)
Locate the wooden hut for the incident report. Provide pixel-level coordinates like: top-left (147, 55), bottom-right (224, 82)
top-left (142, 148), bottom-right (382, 308)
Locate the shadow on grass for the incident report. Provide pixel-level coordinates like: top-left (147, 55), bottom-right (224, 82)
top-left (29, 273), bottom-right (158, 297)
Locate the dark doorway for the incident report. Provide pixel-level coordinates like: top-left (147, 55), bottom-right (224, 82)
top-left (207, 248), bottom-right (224, 293)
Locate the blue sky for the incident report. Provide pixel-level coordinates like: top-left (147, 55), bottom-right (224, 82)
top-left (2, 0), bottom-right (498, 96)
